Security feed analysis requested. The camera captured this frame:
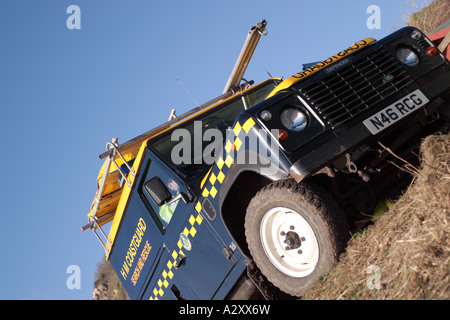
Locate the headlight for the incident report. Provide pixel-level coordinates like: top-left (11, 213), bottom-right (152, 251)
top-left (280, 107), bottom-right (308, 132)
top-left (410, 30), bottom-right (422, 40)
top-left (396, 47), bottom-right (419, 67)
top-left (260, 110), bottom-right (272, 122)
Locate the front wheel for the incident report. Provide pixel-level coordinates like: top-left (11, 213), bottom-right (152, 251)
top-left (245, 179), bottom-right (350, 297)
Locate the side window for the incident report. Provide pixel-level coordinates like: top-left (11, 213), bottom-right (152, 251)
top-left (139, 159), bottom-right (182, 233)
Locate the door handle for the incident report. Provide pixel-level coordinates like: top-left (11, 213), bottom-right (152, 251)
top-left (175, 254), bottom-right (186, 268)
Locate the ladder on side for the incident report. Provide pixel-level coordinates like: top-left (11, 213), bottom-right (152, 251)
top-left (81, 138), bottom-right (136, 253)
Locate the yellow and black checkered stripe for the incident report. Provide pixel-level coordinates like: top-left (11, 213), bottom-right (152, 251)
top-left (148, 117), bottom-right (256, 300)
top-left (199, 117), bottom-right (255, 198)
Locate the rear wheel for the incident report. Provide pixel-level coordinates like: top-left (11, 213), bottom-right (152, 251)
top-left (245, 179), bottom-right (350, 297)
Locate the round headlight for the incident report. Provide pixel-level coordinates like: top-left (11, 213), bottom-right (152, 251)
top-left (410, 30), bottom-right (422, 40)
top-left (280, 107), bottom-right (308, 132)
top-left (396, 47), bottom-right (419, 67)
top-left (260, 110), bottom-right (272, 122)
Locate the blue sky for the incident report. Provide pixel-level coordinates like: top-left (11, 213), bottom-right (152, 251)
top-left (0, 0), bottom-right (427, 299)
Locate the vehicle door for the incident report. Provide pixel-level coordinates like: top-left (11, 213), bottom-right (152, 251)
top-left (139, 151), bottom-right (239, 299)
top-left (106, 180), bottom-right (169, 300)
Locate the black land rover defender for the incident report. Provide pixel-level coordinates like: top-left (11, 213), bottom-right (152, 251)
top-left (84, 25), bottom-right (449, 299)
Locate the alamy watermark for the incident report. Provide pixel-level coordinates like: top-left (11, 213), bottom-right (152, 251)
top-left (65, 5), bottom-right (382, 31)
top-left (170, 121), bottom-right (281, 176)
top-left (367, 5), bottom-right (381, 30)
top-left (66, 265), bottom-right (81, 290)
top-left (66, 5), bottom-right (81, 30)
top-left (366, 265), bottom-right (381, 290)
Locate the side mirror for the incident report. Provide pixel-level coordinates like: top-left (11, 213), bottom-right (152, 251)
top-left (144, 177), bottom-right (172, 206)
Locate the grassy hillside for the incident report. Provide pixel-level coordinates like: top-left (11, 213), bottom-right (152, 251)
top-left (403, 0), bottom-right (450, 33)
top-left (303, 1), bottom-right (450, 300)
top-left (303, 134), bottom-right (450, 299)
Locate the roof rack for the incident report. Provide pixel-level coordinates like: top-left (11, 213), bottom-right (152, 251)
top-left (98, 90), bottom-right (233, 161)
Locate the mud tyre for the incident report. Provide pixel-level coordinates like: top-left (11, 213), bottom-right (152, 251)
top-left (245, 179), bottom-right (350, 297)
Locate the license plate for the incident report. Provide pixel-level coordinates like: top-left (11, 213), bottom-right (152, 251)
top-left (363, 89), bottom-right (429, 135)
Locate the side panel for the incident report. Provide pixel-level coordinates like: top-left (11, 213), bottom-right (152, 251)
top-left (144, 182), bottom-right (247, 300)
top-left (135, 151), bottom-right (249, 300)
top-left (173, 212), bottom-right (241, 299)
top-left (142, 249), bottom-right (198, 300)
top-left (108, 191), bottom-right (166, 300)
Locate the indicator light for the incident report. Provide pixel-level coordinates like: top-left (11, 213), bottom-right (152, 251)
top-left (278, 129), bottom-right (288, 142)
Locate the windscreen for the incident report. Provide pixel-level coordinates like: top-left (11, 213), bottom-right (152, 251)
top-left (150, 80), bottom-right (278, 178)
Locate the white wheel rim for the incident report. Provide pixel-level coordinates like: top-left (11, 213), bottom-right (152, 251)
top-left (260, 207), bottom-right (319, 278)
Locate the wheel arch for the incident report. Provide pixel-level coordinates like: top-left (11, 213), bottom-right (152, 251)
top-left (215, 144), bottom-right (291, 255)
top-left (220, 170), bottom-right (274, 257)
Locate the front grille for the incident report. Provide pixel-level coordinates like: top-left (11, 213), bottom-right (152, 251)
top-left (418, 39), bottom-right (430, 50)
top-left (299, 48), bottom-right (414, 128)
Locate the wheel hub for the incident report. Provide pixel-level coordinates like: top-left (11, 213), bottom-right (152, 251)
top-left (284, 231), bottom-right (301, 249)
top-left (260, 207), bottom-right (319, 278)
